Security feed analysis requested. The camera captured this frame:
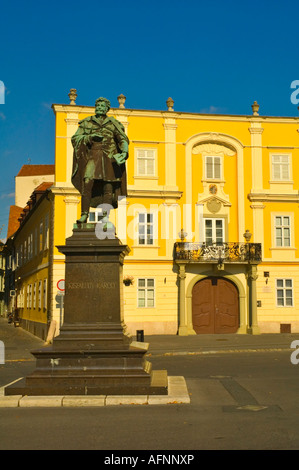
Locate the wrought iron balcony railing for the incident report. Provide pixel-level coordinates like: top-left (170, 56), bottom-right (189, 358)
top-left (174, 242), bottom-right (262, 263)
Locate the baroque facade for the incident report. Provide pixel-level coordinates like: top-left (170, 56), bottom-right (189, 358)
top-left (5, 93), bottom-right (299, 337)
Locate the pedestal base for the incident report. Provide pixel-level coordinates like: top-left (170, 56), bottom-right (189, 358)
top-left (5, 347), bottom-right (168, 396)
top-left (5, 328), bottom-right (167, 396)
top-left (5, 227), bottom-right (168, 397)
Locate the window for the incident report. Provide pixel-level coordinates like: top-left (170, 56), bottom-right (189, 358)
top-left (43, 279), bottom-right (47, 309)
top-left (88, 211), bottom-right (104, 223)
top-left (15, 248), bottom-right (19, 268)
top-left (89, 212), bottom-right (96, 222)
top-left (272, 154), bottom-right (290, 181)
top-left (204, 218), bottom-right (225, 244)
top-left (44, 214), bottom-right (49, 249)
top-left (26, 285), bottom-right (29, 308)
top-left (33, 282), bottom-right (36, 309)
top-left (20, 287), bottom-right (24, 308)
top-left (24, 241), bottom-right (27, 263)
top-left (39, 221), bottom-right (43, 252)
top-left (28, 235), bottom-right (31, 260)
top-left (28, 233), bottom-right (33, 260)
top-left (138, 213), bottom-right (154, 245)
top-left (34, 227), bottom-right (38, 256)
top-left (205, 156), bottom-right (222, 180)
top-left (137, 149), bottom-right (155, 176)
top-left (276, 279), bottom-right (293, 307)
top-left (137, 278), bottom-right (155, 308)
top-left (29, 284), bottom-right (32, 308)
top-left (38, 280), bottom-right (42, 309)
top-left (275, 216), bottom-right (291, 247)
top-left (20, 244), bottom-right (23, 266)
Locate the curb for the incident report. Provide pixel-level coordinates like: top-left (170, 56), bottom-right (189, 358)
top-left (0, 376), bottom-right (190, 407)
top-left (148, 347), bottom-right (292, 357)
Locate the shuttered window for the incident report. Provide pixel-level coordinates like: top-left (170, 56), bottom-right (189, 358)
top-left (272, 155), bottom-right (290, 181)
top-left (137, 149), bottom-right (155, 176)
top-left (205, 156), bottom-right (221, 179)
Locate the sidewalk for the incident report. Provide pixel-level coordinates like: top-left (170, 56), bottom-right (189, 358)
top-left (1, 317), bottom-right (298, 361)
top-left (145, 332), bottom-right (299, 356)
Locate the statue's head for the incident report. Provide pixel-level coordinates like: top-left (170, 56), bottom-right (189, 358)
top-left (95, 97), bottom-right (110, 115)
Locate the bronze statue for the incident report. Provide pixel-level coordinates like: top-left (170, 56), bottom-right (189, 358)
top-left (71, 97), bottom-right (129, 223)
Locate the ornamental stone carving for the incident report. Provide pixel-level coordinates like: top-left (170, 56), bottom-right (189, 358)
top-left (207, 197), bottom-right (222, 214)
top-left (192, 142), bottom-right (236, 156)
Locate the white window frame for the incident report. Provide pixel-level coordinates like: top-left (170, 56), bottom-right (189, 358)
top-left (34, 227), bottom-right (38, 256)
top-left (274, 215), bottom-right (291, 247)
top-left (203, 218), bottom-right (225, 244)
top-left (39, 221), bottom-right (43, 252)
top-left (137, 212), bottom-right (155, 246)
top-left (20, 244), bottom-right (23, 266)
top-left (137, 278), bottom-right (155, 308)
top-left (204, 155), bottom-right (222, 180)
top-left (29, 284), bottom-right (32, 309)
top-left (33, 282), bottom-right (36, 309)
top-left (15, 248), bottom-right (19, 268)
top-left (26, 285), bottom-right (29, 308)
top-left (135, 148), bottom-right (156, 177)
top-left (271, 153), bottom-right (291, 182)
top-left (38, 280), bottom-right (42, 309)
top-left (21, 287), bottom-right (24, 308)
top-left (276, 279), bottom-right (294, 307)
top-left (44, 214), bottom-right (49, 250)
top-left (88, 209), bottom-right (107, 223)
top-left (43, 279), bottom-right (47, 310)
top-left (28, 235), bottom-right (31, 260)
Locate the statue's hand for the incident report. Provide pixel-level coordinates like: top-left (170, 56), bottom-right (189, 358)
top-left (114, 153), bottom-right (127, 165)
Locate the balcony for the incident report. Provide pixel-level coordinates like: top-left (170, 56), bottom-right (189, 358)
top-left (174, 242), bottom-right (262, 264)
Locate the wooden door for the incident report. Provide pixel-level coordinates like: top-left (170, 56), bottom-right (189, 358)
top-left (192, 277), bottom-right (239, 334)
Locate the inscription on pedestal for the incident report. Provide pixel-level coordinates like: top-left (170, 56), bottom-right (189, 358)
top-left (64, 258), bottom-right (121, 324)
top-left (68, 281), bottom-right (116, 289)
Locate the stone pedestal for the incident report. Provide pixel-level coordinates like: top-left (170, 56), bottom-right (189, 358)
top-left (5, 227), bottom-right (167, 396)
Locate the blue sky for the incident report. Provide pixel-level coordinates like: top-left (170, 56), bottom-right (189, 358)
top-left (0, 0), bottom-right (299, 239)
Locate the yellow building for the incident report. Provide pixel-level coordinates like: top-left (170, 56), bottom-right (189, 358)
top-left (48, 92), bottom-right (299, 336)
top-left (7, 92), bottom-right (299, 338)
top-left (5, 164), bottom-right (55, 338)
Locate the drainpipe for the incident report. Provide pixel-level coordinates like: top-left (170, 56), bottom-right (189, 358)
top-left (247, 264), bottom-right (260, 335)
top-left (178, 262), bottom-right (188, 336)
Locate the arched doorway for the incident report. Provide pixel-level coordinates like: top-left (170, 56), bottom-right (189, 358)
top-left (192, 277), bottom-right (239, 334)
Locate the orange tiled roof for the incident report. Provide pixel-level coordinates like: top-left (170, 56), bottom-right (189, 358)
top-left (6, 205), bottom-right (23, 239)
top-left (17, 164), bottom-right (55, 177)
top-left (6, 181), bottom-right (54, 239)
top-left (33, 182), bottom-right (53, 192)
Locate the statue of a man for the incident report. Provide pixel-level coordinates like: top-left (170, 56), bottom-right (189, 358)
top-left (71, 97), bottom-right (129, 223)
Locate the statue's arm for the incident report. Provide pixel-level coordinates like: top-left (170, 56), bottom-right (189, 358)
top-left (113, 121), bottom-right (129, 158)
top-left (71, 122), bottom-right (93, 149)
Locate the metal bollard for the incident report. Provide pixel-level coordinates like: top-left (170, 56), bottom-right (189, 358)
top-left (136, 330), bottom-right (144, 342)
